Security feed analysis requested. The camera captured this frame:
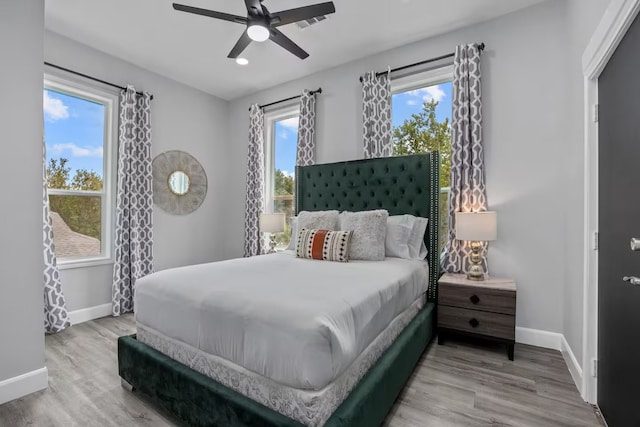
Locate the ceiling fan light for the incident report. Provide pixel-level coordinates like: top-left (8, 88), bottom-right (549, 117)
top-left (236, 57), bottom-right (249, 65)
top-left (247, 24), bottom-right (270, 42)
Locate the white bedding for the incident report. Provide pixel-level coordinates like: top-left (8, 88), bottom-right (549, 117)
top-left (136, 296), bottom-right (428, 426)
top-left (134, 251), bottom-right (428, 390)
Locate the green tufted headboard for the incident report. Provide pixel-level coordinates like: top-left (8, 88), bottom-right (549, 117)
top-left (295, 153), bottom-right (440, 302)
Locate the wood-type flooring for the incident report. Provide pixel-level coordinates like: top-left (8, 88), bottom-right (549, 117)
top-left (0, 315), bottom-right (604, 427)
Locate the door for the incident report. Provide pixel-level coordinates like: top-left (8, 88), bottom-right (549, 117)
top-left (598, 10), bottom-right (640, 426)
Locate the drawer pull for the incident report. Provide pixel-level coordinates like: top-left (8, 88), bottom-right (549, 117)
top-left (469, 318), bottom-right (479, 328)
top-left (469, 294), bottom-right (480, 304)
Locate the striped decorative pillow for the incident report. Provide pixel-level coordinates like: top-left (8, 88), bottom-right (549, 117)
top-left (296, 228), bottom-right (353, 262)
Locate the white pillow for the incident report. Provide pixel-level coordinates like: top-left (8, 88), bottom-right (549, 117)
top-left (407, 216), bottom-right (429, 260)
top-left (339, 210), bottom-right (389, 261)
top-left (385, 215), bottom-right (414, 259)
top-left (289, 211), bottom-right (340, 250)
top-left (285, 217), bottom-right (297, 251)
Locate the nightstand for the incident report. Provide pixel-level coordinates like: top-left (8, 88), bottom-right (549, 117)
top-left (437, 273), bottom-right (517, 360)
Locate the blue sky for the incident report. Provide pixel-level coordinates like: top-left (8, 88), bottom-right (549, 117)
top-left (274, 117), bottom-right (299, 177)
top-left (274, 82), bottom-right (452, 177)
top-left (43, 89), bottom-right (105, 183)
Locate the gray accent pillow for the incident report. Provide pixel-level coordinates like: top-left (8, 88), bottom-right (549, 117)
top-left (339, 210), bottom-right (389, 261)
top-left (290, 211), bottom-right (340, 250)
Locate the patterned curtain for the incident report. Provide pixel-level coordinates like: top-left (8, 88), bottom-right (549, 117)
top-left (43, 142), bottom-right (70, 334)
top-left (296, 89), bottom-right (317, 167)
top-left (441, 44), bottom-right (487, 274)
top-left (244, 104), bottom-right (265, 257)
top-left (361, 71), bottom-right (392, 158)
top-left (112, 86), bottom-right (153, 316)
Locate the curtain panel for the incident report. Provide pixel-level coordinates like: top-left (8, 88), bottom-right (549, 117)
top-left (244, 104), bottom-right (265, 257)
top-left (43, 142), bottom-right (71, 334)
top-left (296, 89), bottom-right (317, 167)
top-left (441, 44), bottom-right (488, 274)
top-left (112, 85), bottom-right (153, 316)
top-left (361, 71), bottom-right (392, 158)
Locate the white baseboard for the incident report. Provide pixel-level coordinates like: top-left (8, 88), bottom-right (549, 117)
top-left (0, 367), bottom-right (48, 405)
top-left (516, 326), bottom-right (562, 350)
top-left (515, 327), bottom-right (584, 396)
top-left (561, 335), bottom-right (584, 395)
top-left (68, 302), bottom-right (112, 325)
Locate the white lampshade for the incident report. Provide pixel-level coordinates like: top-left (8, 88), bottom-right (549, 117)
top-left (259, 213), bottom-right (285, 233)
top-left (455, 212), bottom-right (497, 242)
top-left (247, 24), bottom-right (270, 42)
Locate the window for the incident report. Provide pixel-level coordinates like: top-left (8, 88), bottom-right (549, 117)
top-left (264, 106), bottom-right (299, 249)
top-left (391, 66), bottom-right (453, 252)
top-left (44, 75), bottom-right (117, 267)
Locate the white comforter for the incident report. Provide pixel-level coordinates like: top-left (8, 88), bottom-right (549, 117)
top-left (134, 252), bottom-right (428, 390)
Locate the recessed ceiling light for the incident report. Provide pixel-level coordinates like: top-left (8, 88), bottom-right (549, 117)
top-left (236, 57), bottom-right (249, 66)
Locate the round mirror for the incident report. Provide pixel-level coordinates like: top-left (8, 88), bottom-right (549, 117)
top-left (152, 150), bottom-right (207, 215)
top-left (168, 171), bottom-right (190, 196)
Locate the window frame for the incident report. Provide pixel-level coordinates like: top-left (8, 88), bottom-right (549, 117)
top-left (43, 73), bottom-right (119, 270)
top-left (390, 65), bottom-right (454, 254)
top-left (263, 103), bottom-right (300, 214)
top-left (390, 65), bottom-right (453, 96)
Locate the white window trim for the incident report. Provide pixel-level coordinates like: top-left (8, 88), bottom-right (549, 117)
top-left (390, 65), bottom-right (454, 94)
top-left (263, 103), bottom-right (300, 213)
top-left (44, 73), bottom-right (119, 270)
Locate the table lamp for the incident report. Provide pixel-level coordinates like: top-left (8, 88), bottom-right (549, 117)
top-left (259, 213), bottom-right (285, 254)
top-left (455, 211), bottom-right (497, 281)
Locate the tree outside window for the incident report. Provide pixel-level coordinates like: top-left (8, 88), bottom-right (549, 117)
top-left (392, 81), bottom-right (452, 252)
top-left (43, 84), bottom-right (113, 261)
top-left (269, 115), bottom-right (298, 248)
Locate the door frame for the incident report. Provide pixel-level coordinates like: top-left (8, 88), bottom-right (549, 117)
top-left (582, 0), bottom-right (640, 404)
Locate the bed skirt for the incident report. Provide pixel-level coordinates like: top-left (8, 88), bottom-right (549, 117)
top-left (117, 302), bottom-right (434, 426)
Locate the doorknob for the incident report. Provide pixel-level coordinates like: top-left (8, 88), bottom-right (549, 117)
top-left (631, 238), bottom-right (640, 251)
top-left (623, 276), bottom-right (640, 285)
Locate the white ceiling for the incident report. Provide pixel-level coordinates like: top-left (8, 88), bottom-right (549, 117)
top-left (45, 0), bottom-right (545, 100)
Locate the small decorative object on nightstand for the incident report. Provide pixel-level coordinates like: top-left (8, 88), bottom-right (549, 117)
top-left (455, 211), bottom-right (497, 281)
top-left (259, 213), bottom-right (285, 254)
top-left (437, 273), bottom-right (517, 360)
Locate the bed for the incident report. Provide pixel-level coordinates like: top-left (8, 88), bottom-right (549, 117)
top-left (118, 153), bottom-right (440, 426)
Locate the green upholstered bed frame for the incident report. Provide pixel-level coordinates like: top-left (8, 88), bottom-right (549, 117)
top-left (296, 153), bottom-right (440, 301)
top-left (118, 153), bottom-right (440, 426)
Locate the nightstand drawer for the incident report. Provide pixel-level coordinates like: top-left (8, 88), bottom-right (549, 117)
top-left (439, 284), bottom-right (516, 315)
top-left (438, 306), bottom-right (515, 340)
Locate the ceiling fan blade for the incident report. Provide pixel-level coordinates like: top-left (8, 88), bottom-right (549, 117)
top-left (173, 3), bottom-right (247, 24)
top-left (270, 28), bottom-right (309, 59)
top-left (244, 0), bottom-right (265, 17)
top-left (227, 31), bottom-right (252, 58)
top-left (270, 2), bottom-right (335, 27)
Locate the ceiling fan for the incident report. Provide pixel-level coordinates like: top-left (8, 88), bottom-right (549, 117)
top-left (172, 0), bottom-right (336, 60)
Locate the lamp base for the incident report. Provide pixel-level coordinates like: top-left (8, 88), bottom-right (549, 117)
top-left (466, 264), bottom-right (485, 281)
top-left (467, 240), bottom-right (486, 281)
top-left (266, 234), bottom-right (277, 254)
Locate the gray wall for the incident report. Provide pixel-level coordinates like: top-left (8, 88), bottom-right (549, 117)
top-left (561, 0), bottom-right (611, 365)
top-left (227, 1), bottom-right (586, 339)
top-left (0, 0), bottom-right (46, 381)
top-left (45, 31), bottom-right (232, 312)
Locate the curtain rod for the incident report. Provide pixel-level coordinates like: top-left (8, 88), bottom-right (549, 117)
top-left (44, 62), bottom-right (155, 100)
top-left (358, 42), bottom-right (485, 82)
top-left (252, 88), bottom-right (322, 111)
